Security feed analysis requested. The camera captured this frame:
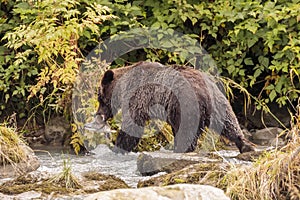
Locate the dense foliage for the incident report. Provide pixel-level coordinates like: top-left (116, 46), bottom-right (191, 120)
top-left (0, 0), bottom-right (299, 122)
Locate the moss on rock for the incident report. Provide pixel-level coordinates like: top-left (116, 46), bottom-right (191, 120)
top-left (138, 162), bottom-right (229, 188)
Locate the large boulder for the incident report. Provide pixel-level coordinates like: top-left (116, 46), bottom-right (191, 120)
top-left (0, 143), bottom-right (40, 179)
top-left (85, 184), bottom-right (230, 200)
top-left (137, 151), bottom-right (221, 176)
top-left (137, 162), bottom-right (229, 188)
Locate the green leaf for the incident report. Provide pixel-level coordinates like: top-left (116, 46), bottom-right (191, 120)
top-left (161, 40), bottom-right (173, 48)
top-left (5, 94), bottom-right (10, 103)
top-left (227, 65), bottom-right (235, 74)
top-left (265, 84), bottom-right (274, 90)
top-left (258, 56), bottom-right (269, 67)
top-left (151, 22), bottom-right (161, 28)
top-left (247, 37), bottom-right (258, 48)
top-left (244, 58), bottom-right (254, 65)
top-left (254, 69), bottom-right (262, 78)
top-left (157, 33), bottom-right (164, 40)
top-left (239, 69), bottom-right (245, 76)
top-left (269, 90), bottom-right (276, 102)
top-left (14, 2), bottom-right (30, 10)
top-left (12, 90), bottom-right (18, 96)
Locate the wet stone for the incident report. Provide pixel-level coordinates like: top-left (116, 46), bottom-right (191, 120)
top-left (137, 151), bottom-right (222, 176)
top-left (137, 162), bottom-right (229, 188)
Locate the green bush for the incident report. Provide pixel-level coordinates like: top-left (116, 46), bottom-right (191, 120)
top-left (0, 0), bottom-right (299, 122)
top-left (123, 0), bottom-right (300, 106)
top-left (0, 0), bottom-right (115, 120)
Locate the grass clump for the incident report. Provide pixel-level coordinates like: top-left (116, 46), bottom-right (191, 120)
top-left (0, 159), bottom-right (81, 195)
top-left (220, 104), bottom-right (300, 200)
top-left (0, 160), bottom-right (129, 196)
top-left (83, 171), bottom-right (129, 191)
top-left (0, 124), bottom-right (26, 166)
top-left (49, 159), bottom-right (81, 189)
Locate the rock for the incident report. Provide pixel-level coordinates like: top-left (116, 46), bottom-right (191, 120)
top-left (85, 184), bottom-right (230, 200)
top-left (235, 150), bottom-right (265, 162)
top-left (82, 171), bottom-right (130, 193)
top-left (242, 128), bottom-right (253, 140)
top-left (24, 128), bottom-right (46, 147)
top-left (0, 191), bottom-right (42, 200)
top-left (137, 162), bottom-right (229, 188)
top-left (44, 116), bottom-right (71, 146)
top-left (0, 144), bottom-right (40, 179)
top-left (137, 152), bottom-right (221, 176)
top-left (0, 171), bottom-right (129, 198)
top-left (251, 127), bottom-right (284, 146)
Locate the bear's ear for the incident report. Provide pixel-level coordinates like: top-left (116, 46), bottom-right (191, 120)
top-left (101, 70), bottom-right (114, 85)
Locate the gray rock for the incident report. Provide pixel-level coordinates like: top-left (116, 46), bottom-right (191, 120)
top-left (45, 116), bottom-right (71, 146)
top-left (85, 184), bottom-right (230, 200)
top-left (242, 128), bottom-right (253, 140)
top-left (137, 151), bottom-right (221, 176)
top-left (0, 144), bottom-right (40, 179)
top-left (251, 127), bottom-right (284, 145)
top-left (137, 162), bottom-right (229, 188)
top-left (0, 191), bottom-right (42, 200)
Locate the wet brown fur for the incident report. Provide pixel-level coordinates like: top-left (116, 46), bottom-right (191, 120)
top-left (96, 62), bottom-right (255, 153)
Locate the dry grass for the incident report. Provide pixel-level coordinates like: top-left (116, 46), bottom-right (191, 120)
top-left (220, 104), bottom-right (300, 200)
top-left (49, 159), bottom-right (82, 189)
top-left (0, 124), bottom-right (26, 166)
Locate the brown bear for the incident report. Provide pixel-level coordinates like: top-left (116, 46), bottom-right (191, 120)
top-left (88, 61), bottom-right (254, 154)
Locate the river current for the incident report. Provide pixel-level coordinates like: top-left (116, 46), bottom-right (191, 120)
top-left (35, 144), bottom-right (149, 187)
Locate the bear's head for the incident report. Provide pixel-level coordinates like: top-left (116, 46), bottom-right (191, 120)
top-left (96, 70), bottom-right (115, 121)
top-left (83, 70), bottom-right (116, 133)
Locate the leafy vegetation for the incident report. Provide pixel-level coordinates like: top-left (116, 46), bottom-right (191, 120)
top-left (0, 0), bottom-right (115, 121)
top-left (0, 0), bottom-right (299, 154)
top-left (1, 0), bottom-right (299, 119)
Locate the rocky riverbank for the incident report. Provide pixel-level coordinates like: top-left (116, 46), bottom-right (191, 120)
top-left (0, 106), bottom-right (296, 200)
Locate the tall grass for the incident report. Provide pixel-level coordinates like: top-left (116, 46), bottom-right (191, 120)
top-left (221, 102), bottom-right (300, 200)
top-left (49, 158), bottom-right (81, 189)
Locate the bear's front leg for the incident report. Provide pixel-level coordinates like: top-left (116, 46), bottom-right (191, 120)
top-left (113, 130), bottom-right (141, 154)
top-left (112, 109), bottom-right (146, 154)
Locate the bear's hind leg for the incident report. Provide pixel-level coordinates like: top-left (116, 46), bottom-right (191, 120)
top-left (173, 128), bottom-right (203, 153)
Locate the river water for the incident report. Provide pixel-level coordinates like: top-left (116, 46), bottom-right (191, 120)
top-left (35, 144), bottom-right (148, 187)
top-left (0, 143), bottom-right (254, 197)
top-left (34, 144), bottom-right (251, 188)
